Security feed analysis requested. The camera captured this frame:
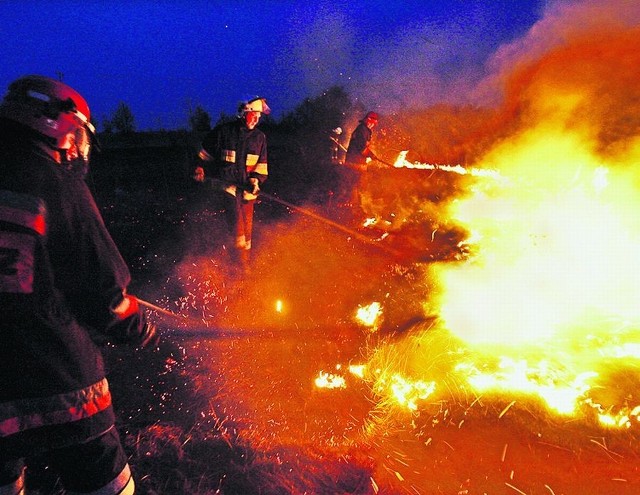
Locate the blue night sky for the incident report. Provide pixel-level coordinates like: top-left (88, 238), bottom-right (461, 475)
top-left (1, 0), bottom-right (543, 131)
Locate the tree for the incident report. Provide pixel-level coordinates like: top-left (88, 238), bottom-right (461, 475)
top-left (110, 102), bottom-right (136, 133)
top-left (101, 115), bottom-right (113, 134)
top-left (271, 86), bottom-right (355, 202)
top-left (280, 86), bottom-right (352, 132)
top-left (188, 104), bottom-right (212, 132)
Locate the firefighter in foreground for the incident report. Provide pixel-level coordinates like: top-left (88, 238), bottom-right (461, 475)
top-left (194, 96), bottom-right (269, 269)
top-left (0, 75), bottom-right (157, 494)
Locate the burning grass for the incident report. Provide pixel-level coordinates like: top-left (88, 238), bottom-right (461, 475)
top-left (88, 152), bottom-right (640, 494)
top-left (25, 11), bottom-right (640, 490)
top-left (126, 424), bottom-right (374, 494)
top-left (24, 174), bottom-right (640, 494)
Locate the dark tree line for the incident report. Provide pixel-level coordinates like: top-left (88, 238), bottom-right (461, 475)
top-left (100, 86), bottom-right (358, 135)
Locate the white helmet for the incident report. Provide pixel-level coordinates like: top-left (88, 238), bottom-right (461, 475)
top-left (237, 96), bottom-right (270, 117)
top-left (0, 75), bottom-right (96, 163)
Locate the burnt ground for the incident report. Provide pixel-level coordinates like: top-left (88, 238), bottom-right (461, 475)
top-left (24, 150), bottom-right (640, 495)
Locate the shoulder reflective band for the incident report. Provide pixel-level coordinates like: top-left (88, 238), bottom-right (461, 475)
top-left (198, 146), bottom-right (214, 162)
top-left (0, 190), bottom-right (47, 236)
top-left (0, 190), bottom-right (46, 294)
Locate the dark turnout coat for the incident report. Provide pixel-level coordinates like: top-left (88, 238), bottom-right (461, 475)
top-left (345, 121), bottom-right (373, 167)
top-left (0, 122), bottom-right (147, 456)
top-left (199, 118), bottom-right (268, 190)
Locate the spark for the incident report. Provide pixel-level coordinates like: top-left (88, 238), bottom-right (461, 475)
top-left (588, 438), bottom-right (623, 460)
top-left (499, 401), bottom-right (516, 419)
top-left (505, 482), bottom-right (527, 495)
top-left (370, 477), bottom-right (379, 494)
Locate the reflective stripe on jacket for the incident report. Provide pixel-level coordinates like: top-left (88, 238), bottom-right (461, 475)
top-left (0, 379), bottom-right (111, 437)
top-left (0, 122), bottom-right (141, 454)
top-left (199, 119), bottom-right (268, 189)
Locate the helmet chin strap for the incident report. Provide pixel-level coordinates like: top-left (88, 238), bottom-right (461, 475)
top-left (28, 136), bottom-right (63, 163)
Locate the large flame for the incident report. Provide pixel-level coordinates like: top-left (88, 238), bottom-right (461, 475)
top-left (434, 126), bottom-right (640, 345)
top-left (358, 25), bottom-right (640, 430)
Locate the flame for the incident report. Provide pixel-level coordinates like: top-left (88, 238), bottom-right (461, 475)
top-left (349, 364), bottom-right (366, 379)
top-left (315, 370), bottom-right (346, 389)
top-left (358, 30), bottom-right (640, 429)
top-left (356, 302), bottom-right (382, 329)
top-left (385, 374), bottom-right (436, 412)
top-left (456, 357), bottom-right (597, 415)
top-left (432, 127), bottom-right (640, 346)
top-left (353, 363), bottom-right (437, 412)
top-left (417, 91), bottom-right (640, 427)
top-left (393, 150), bottom-right (505, 180)
top-left (362, 217), bottom-right (377, 228)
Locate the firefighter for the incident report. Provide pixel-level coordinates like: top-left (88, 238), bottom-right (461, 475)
top-left (345, 111), bottom-right (379, 169)
top-left (0, 75), bottom-right (157, 494)
top-left (340, 111), bottom-right (380, 215)
top-left (193, 96), bottom-right (269, 269)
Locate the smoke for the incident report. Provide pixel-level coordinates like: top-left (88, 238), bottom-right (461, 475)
top-left (274, 6), bottom-right (356, 112)
top-left (478, 0), bottom-right (640, 105)
top-left (344, 2), bottom-right (640, 438)
top-left (476, 0), bottom-right (640, 158)
top-left (278, 0), bottom-right (640, 133)
top-left (277, 2), bottom-right (541, 114)
top-left (347, 8), bottom-right (508, 112)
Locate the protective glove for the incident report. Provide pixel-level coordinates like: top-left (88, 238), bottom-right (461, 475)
top-left (136, 318), bottom-right (160, 349)
top-left (248, 177), bottom-right (260, 195)
top-left (110, 294), bottom-right (159, 348)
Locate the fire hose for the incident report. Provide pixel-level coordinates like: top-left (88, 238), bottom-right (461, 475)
top-left (329, 135), bottom-right (348, 153)
top-left (136, 297), bottom-right (191, 321)
top-left (147, 177), bottom-right (406, 336)
top-left (136, 297), bottom-right (251, 337)
top-left (329, 135), bottom-right (394, 169)
top-left (259, 191), bottom-right (403, 258)
top-left (204, 178), bottom-right (404, 258)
